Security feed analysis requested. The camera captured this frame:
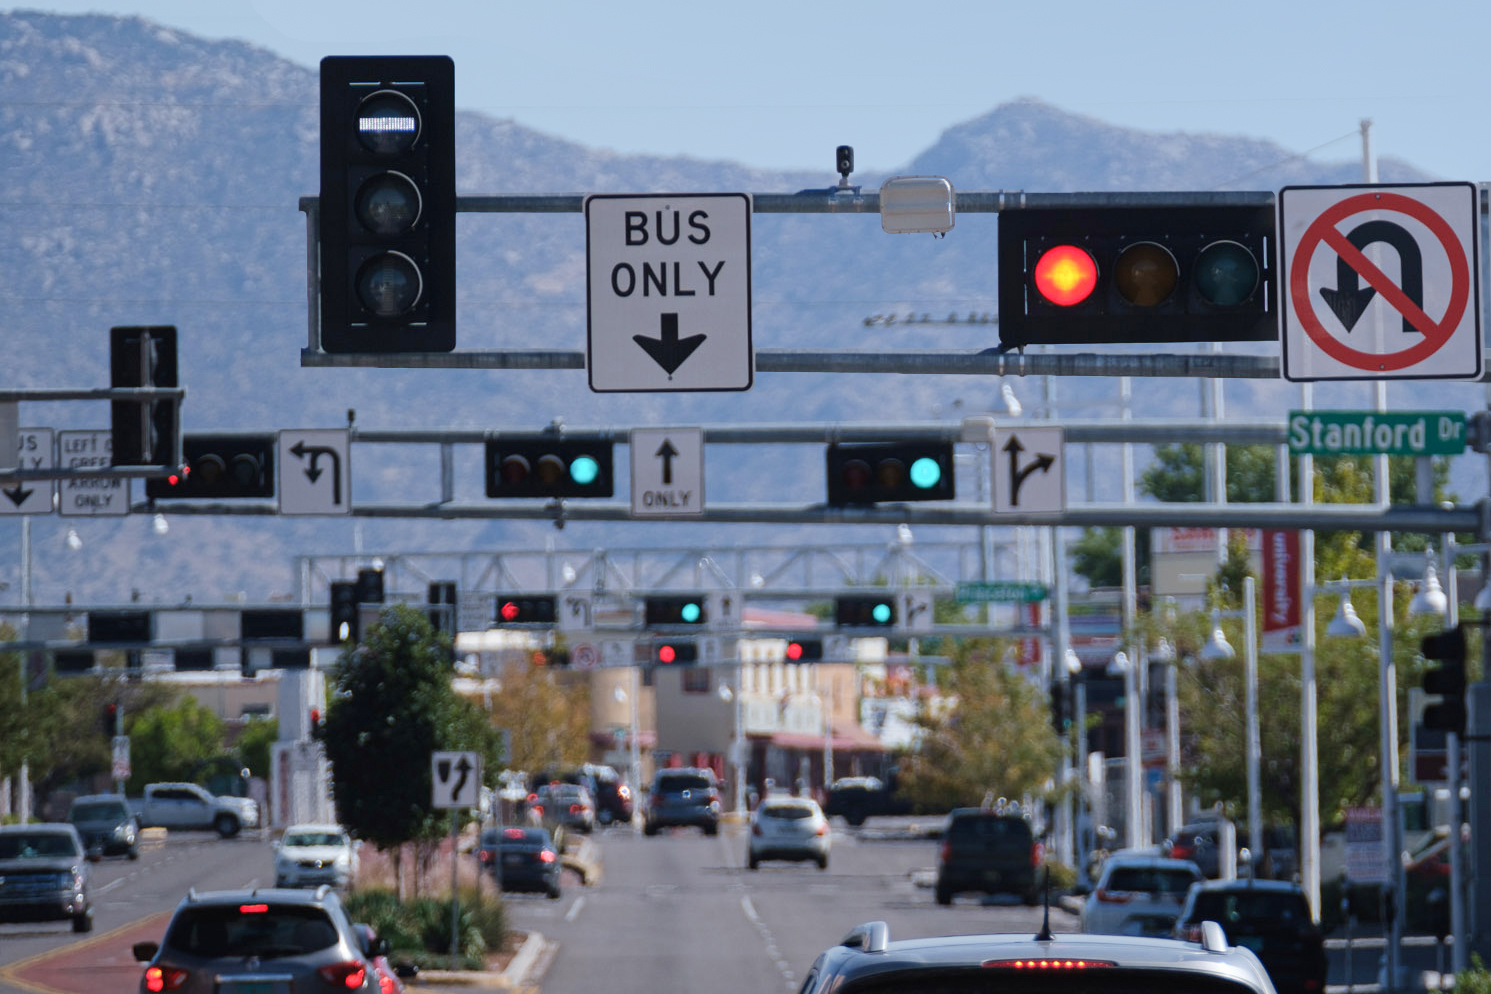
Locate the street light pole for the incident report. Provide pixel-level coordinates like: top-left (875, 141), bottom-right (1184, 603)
top-left (1243, 576), bottom-right (1261, 872)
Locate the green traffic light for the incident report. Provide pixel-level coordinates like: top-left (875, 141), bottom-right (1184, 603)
top-left (908, 456), bottom-right (942, 490)
top-left (681, 601), bottom-right (702, 623)
top-left (570, 455), bottom-right (601, 486)
top-left (872, 602), bottom-right (892, 624)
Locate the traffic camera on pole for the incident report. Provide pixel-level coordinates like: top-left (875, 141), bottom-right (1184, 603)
top-left (1421, 625), bottom-right (1467, 734)
top-left (997, 201), bottom-right (1276, 348)
top-left (826, 441), bottom-right (955, 505)
top-left (145, 434), bottom-right (275, 500)
top-left (485, 439), bottom-right (615, 499)
top-left (319, 56), bottom-right (455, 353)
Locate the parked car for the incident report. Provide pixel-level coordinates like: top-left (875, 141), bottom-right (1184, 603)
top-left (479, 826), bottom-right (562, 899)
top-left (355, 922), bottom-right (416, 994)
top-left (643, 767), bottom-right (722, 836)
top-left (533, 783), bottom-right (596, 834)
top-left (748, 795), bottom-right (831, 870)
top-left (1166, 818), bottom-right (1298, 880)
top-left (822, 776), bottom-right (911, 827)
top-left (0, 823), bottom-right (93, 932)
top-left (274, 823), bottom-right (359, 889)
top-left (797, 918), bottom-right (1276, 994)
top-left (1173, 879), bottom-right (1328, 994)
top-left (67, 792), bottom-right (140, 860)
top-left (1080, 852), bottom-right (1204, 936)
top-left (134, 886), bottom-right (378, 994)
top-left (934, 807), bottom-right (1045, 906)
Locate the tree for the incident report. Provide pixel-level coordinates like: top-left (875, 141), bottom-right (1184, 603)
top-left (896, 638), bottom-right (1063, 813)
top-left (235, 718), bottom-right (279, 781)
top-left (318, 604), bottom-right (503, 896)
top-left (126, 696), bottom-right (227, 790)
top-left (482, 663), bottom-right (590, 774)
top-left (1070, 527), bottom-right (1150, 589)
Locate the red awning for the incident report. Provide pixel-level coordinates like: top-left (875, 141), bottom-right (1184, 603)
top-left (764, 726), bottom-right (887, 753)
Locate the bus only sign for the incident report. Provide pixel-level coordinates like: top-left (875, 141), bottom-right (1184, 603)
top-left (1286, 410), bottom-right (1465, 457)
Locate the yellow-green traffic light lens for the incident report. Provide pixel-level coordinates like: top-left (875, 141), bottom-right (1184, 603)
top-left (355, 252), bottom-right (422, 317)
top-left (1114, 241), bottom-right (1178, 306)
top-left (1195, 240), bottom-right (1259, 306)
top-left (356, 90), bottom-right (420, 156)
top-left (355, 171), bottom-right (422, 236)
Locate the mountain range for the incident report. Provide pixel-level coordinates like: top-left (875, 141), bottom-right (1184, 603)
top-left (0, 11), bottom-right (1474, 609)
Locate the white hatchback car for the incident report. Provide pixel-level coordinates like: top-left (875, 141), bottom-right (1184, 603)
top-left (273, 823), bottom-right (358, 889)
top-left (1080, 853), bottom-right (1203, 936)
top-left (748, 796), bottom-right (831, 870)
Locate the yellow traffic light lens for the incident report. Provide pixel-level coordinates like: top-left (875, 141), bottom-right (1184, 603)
top-left (875, 458), bottom-right (907, 490)
top-left (1032, 245), bottom-right (1097, 306)
top-left (355, 252), bottom-right (423, 316)
top-left (355, 90), bottom-right (420, 156)
top-left (1113, 241), bottom-right (1178, 306)
top-left (1195, 240), bottom-right (1259, 306)
top-left (355, 171), bottom-right (422, 236)
top-left (535, 454), bottom-right (567, 485)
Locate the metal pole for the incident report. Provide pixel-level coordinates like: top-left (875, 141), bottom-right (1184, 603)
top-left (1245, 577), bottom-right (1262, 871)
top-left (1381, 549), bottom-right (1405, 992)
top-left (448, 809), bottom-right (459, 970)
top-left (629, 666), bottom-right (642, 823)
top-left (1166, 655), bottom-right (1182, 834)
top-left (1124, 649), bottom-right (1143, 849)
top-left (1300, 379), bottom-right (1322, 919)
top-left (1443, 539), bottom-right (1468, 976)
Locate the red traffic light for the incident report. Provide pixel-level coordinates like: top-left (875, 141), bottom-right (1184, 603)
top-left (658, 644), bottom-right (677, 664)
top-left (1032, 245), bottom-right (1098, 306)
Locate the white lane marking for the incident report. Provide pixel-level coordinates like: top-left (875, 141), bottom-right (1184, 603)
top-left (739, 893), bottom-right (796, 990)
top-left (564, 895), bottom-right (586, 922)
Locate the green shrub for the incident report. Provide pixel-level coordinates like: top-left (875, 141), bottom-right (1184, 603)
top-left (1458, 954), bottom-right (1491, 994)
top-left (343, 887), bottom-right (507, 970)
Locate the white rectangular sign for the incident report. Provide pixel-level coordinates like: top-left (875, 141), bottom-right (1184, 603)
top-left (586, 193), bottom-right (753, 392)
top-left (58, 430), bottom-right (128, 516)
top-left (1, 428), bottom-right (55, 515)
top-left (431, 751), bottom-right (482, 809)
top-left (993, 427), bottom-right (1065, 515)
top-left (630, 427), bottom-right (704, 517)
top-left (278, 430), bottom-right (350, 515)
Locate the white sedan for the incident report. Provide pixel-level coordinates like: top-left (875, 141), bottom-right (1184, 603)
top-left (748, 796), bottom-right (831, 870)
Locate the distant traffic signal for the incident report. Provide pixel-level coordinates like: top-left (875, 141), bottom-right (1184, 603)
top-left (835, 594), bottom-right (895, 629)
top-left (145, 433), bottom-right (275, 500)
top-left (493, 594), bottom-right (558, 627)
top-left (826, 441), bottom-right (955, 505)
top-left (88, 610), bottom-right (152, 644)
top-left (101, 702), bottom-right (120, 736)
top-left (485, 439), bottom-right (615, 498)
top-left (784, 638), bottom-right (824, 663)
top-left (1421, 625), bottom-right (1467, 734)
top-left (652, 639), bottom-right (699, 665)
top-left (644, 595), bottom-right (707, 627)
top-left (241, 609), bottom-right (305, 642)
top-left (356, 567), bottom-right (385, 605)
top-left (997, 202), bottom-right (1276, 348)
top-left (330, 580), bottom-right (359, 644)
top-left (109, 325), bottom-right (178, 467)
top-left (428, 581), bottom-right (458, 635)
top-left (319, 56), bottom-right (456, 353)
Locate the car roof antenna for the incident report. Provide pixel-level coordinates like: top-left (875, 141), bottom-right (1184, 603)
top-left (1034, 857), bottom-right (1054, 942)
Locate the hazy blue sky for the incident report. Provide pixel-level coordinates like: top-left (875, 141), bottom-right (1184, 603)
top-left (17, 0), bottom-right (1489, 183)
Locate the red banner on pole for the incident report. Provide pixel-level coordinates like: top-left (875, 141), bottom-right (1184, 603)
top-left (1261, 530), bottom-right (1302, 652)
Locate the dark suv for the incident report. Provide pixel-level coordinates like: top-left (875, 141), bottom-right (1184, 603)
top-left (134, 886), bottom-right (378, 994)
top-left (934, 808), bottom-right (1044, 906)
top-left (0, 823), bottom-right (93, 932)
top-left (643, 768), bottom-right (721, 836)
top-left (1172, 880), bottom-right (1327, 994)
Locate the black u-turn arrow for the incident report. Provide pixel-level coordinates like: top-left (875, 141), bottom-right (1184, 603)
top-left (1317, 219), bottom-right (1423, 334)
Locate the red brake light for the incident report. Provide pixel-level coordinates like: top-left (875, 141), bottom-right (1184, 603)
top-left (318, 962), bottom-right (367, 989)
top-left (503, 828), bottom-right (526, 839)
top-left (1033, 244), bottom-right (1098, 306)
top-left (539, 849), bottom-right (557, 863)
top-left (144, 966), bottom-right (189, 992)
top-left (379, 971), bottom-right (395, 994)
top-left (1095, 889), bottom-right (1132, 903)
top-left (478, 849), bottom-right (493, 863)
top-left (984, 958), bottom-right (1116, 970)
top-left (1031, 840), bottom-right (1045, 867)
top-left (816, 823), bottom-right (828, 836)
top-left (239, 903), bottom-right (269, 914)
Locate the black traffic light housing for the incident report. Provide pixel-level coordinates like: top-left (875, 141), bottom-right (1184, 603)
top-left (110, 325), bottom-right (178, 467)
top-left (356, 567), bottom-right (385, 605)
top-left (319, 56), bottom-right (456, 353)
top-left (330, 580), bottom-right (360, 644)
top-left (494, 594), bottom-right (558, 627)
top-left (241, 609), bottom-right (305, 642)
top-left (485, 439), bottom-right (615, 498)
top-left (145, 433), bottom-right (275, 500)
top-left (652, 639), bottom-right (699, 665)
top-left (428, 581), bottom-right (458, 635)
top-left (644, 595), bottom-right (707, 627)
top-left (997, 202), bottom-right (1276, 348)
top-left (784, 638), bottom-right (824, 663)
top-left (835, 594), bottom-right (895, 628)
top-left (88, 610), bottom-right (152, 644)
top-left (826, 441), bottom-right (955, 505)
top-left (1421, 625), bottom-right (1467, 734)
top-left (1050, 682), bottom-right (1071, 734)
top-left (101, 702), bottom-right (120, 736)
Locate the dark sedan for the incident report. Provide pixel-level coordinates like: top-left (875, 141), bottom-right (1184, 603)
top-left (481, 826), bottom-right (562, 899)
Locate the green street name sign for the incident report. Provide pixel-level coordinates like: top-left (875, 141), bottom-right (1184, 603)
top-left (955, 581), bottom-right (1049, 604)
top-left (1287, 410), bottom-right (1466, 457)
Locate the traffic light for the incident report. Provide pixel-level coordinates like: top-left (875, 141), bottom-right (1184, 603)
top-left (835, 594), bottom-right (895, 628)
top-left (997, 202), bottom-right (1276, 348)
top-left (1050, 682), bottom-right (1070, 734)
top-left (356, 567), bottom-right (385, 605)
top-left (173, 649), bottom-right (215, 671)
top-left (784, 638), bottom-right (824, 662)
top-left (826, 441), bottom-right (955, 505)
top-left (101, 702), bottom-right (119, 736)
top-left (652, 639), bottom-right (699, 665)
top-left (484, 439), bottom-right (615, 498)
top-left (330, 580), bottom-right (359, 644)
top-left (145, 433), bottom-right (274, 500)
top-left (109, 325), bottom-right (177, 466)
top-left (53, 650), bottom-right (94, 675)
top-left (1421, 625), bottom-right (1467, 734)
top-left (319, 56), bottom-right (456, 353)
top-left (493, 594), bottom-right (557, 626)
top-left (428, 581), bottom-right (458, 635)
top-left (644, 595), bottom-right (707, 627)
top-left (241, 609), bottom-right (305, 642)
top-left (88, 610), bottom-right (152, 644)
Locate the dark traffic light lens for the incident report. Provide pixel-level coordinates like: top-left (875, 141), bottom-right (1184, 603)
top-left (356, 91), bottom-right (420, 156)
top-left (874, 458), bottom-right (906, 490)
top-left (1194, 240), bottom-right (1259, 306)
top-left (355, 252), bottom-right (423, 316)
top-left (1114, 242), bottom-right (1179, 306)
top-left (194, 453), bottom-right (227, 486)
top-left (841, 459), bottom-right (872, 492)
top-left (355, 172), bottom-right (422, 236)
top-left (500, 455), bottom-right (530, 485)
top-left (227, 454), bottom-right (262, 488)
top-left (1033, 245), bottom-right (1098, 306)
top-left (535, 455), bottom-right (567, 485)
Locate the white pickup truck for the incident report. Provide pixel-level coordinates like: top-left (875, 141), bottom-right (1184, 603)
top-left (128, 783), bottom-right (259, 838)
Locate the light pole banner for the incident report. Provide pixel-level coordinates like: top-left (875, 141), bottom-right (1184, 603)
top-left (1261, 529), bottom-right (1302, 652)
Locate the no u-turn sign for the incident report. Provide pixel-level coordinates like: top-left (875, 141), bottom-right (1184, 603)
top-left (1281, 182), bottom-right (1482, 382)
